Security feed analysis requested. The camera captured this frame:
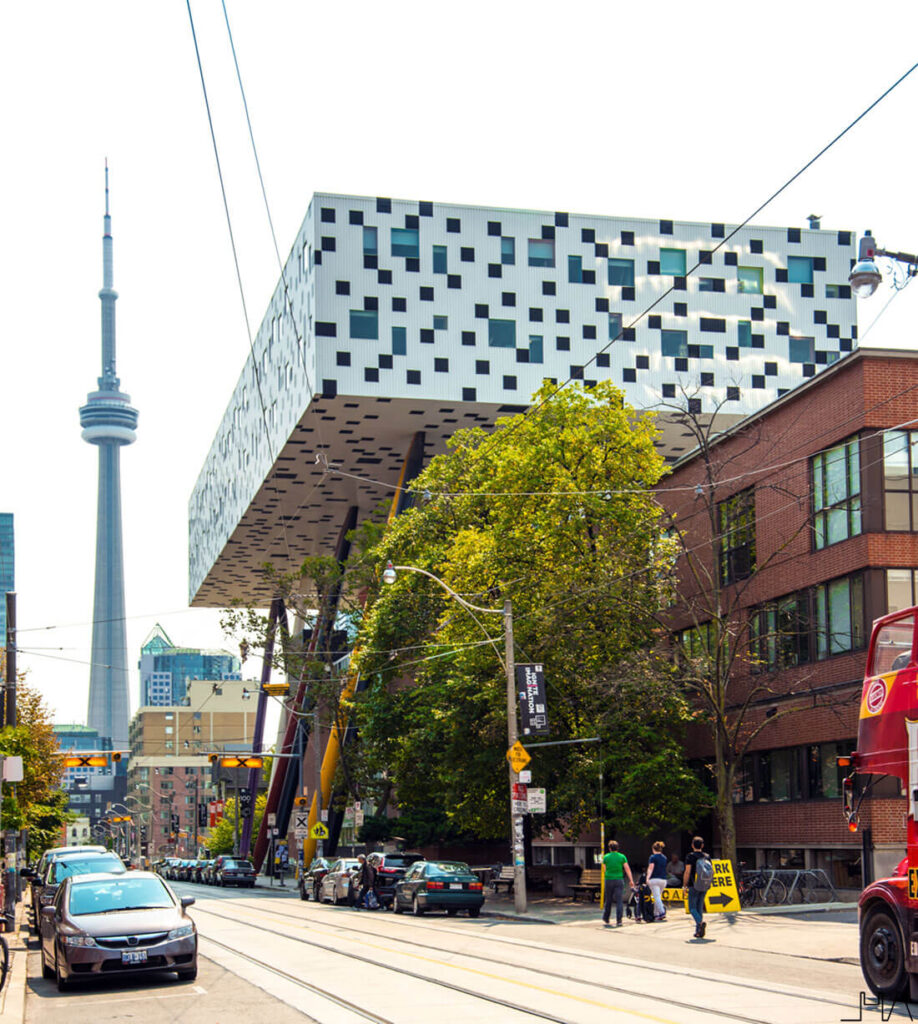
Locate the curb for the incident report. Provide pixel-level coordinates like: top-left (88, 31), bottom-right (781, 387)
top-left (0, 902), bottom-right (28, 1023)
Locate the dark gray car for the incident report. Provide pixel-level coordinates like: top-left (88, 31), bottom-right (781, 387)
top-left (30, 851), bottom-right (124, 933)
top-left (40, 870), bottom-right (197, 990)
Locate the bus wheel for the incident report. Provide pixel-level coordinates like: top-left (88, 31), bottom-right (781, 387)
top-left (861, 908), bottom-right (909, 1001)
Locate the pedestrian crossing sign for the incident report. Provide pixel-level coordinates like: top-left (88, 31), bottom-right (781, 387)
top-left (309, 822), bottom-right (329, 839)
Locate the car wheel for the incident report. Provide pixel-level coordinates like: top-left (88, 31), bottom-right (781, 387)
top-left (55, 949), bottom-right (70, 992)
top-left (861, 908), bottom-right (909, 1001)
top-left (412, 895), bottom-right (424, 917)
top-left (468, 907), bottom-right (481, 918)
top-left (176, 963), bottom-right (198, 982)
top-left (41, 951), bottom-right (54, 980)
top-left (393, 897), bottom-right (403, 914)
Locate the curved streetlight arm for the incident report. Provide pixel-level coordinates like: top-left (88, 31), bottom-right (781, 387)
top-left (388, 564), bottom-right (507, 671)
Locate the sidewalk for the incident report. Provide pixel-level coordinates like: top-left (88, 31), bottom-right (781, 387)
top-left (0, 902), bottom-right (28, 1024)
top-left (477, 890), bottom-right (856, 924)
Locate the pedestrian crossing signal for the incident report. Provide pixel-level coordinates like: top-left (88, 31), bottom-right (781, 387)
top-left (294, 796), bottom-right (310, 807)
top-left (262, 682), bottom-right (289, 696)
top-left (61, 754), bottom-right (108, 768)
top-left (220, 756), bottom-right (263, 769)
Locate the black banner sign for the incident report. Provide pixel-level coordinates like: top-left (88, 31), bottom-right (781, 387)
top-left (197, 802), bottom-right (208, 829)
top-left (239, 787), bottom-right (253, 819)
top-left (516, 663), bottom-right (549, 736)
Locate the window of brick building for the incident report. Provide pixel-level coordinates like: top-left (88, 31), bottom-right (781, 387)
top-left (750, 591), bottom-right (810, 671)
top-left (812, 436), bottom-right (861, 549)
top-left (814, 573), bottom-right (865, 659)
top-left (718, 488), bottom-right (756, 585)
top-left (883, 430), bottom-right (918, 530)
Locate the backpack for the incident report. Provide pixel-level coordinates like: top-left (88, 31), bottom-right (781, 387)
top-left (693, 855), bottom-right (714, 892)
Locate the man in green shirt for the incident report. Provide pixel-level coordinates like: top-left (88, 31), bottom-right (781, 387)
top-left (602, 840), bottom-right (634, 927)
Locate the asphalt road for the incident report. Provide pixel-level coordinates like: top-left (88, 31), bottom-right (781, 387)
top-left (24, 882), bottom-right (873, 1024)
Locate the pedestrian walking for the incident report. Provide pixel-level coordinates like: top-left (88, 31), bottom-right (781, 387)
top-left (602, 840), bottom-right (634, 928)
top-left (646, 841), bottom-right (668, 921)
top-left (682, 836), bottom-right (711, 939)
top-left (353, 853), bottom-right (377, 909)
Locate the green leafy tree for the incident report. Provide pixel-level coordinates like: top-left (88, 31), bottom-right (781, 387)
top-left (205, 792), bottom-right (267, 856)
top-left (352, 381), bottom-right (710, 842)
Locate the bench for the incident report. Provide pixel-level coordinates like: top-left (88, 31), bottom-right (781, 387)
top-left (569, 868), bottom-right (602, 902)
top-left (492, 865), bottom-right (516, 893)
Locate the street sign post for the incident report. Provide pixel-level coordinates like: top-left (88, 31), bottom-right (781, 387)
top-left (309, 822), bottom-right (329, 840)
top-left (527, 788), bottom-right (546, 813)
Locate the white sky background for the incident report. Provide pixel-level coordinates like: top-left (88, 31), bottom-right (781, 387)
top-left (2, 1), bottom-right (918, 728)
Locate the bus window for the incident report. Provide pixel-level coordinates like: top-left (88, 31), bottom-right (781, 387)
top-left (871, 614), bottom-right (916, 676)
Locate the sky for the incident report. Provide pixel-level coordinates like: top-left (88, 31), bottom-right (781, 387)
top-left (2, 1), bottom-right (918, 727)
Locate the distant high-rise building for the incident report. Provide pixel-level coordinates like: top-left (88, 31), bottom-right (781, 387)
top-left (0, 513), bottom-right (13, 641)
top-left (79, 165), bottom-right (137, 755)
top-left (138, 624), bottom-right (241, 706)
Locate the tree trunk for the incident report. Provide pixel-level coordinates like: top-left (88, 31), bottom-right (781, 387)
top-left (713, 734), bottom-right (737, 871)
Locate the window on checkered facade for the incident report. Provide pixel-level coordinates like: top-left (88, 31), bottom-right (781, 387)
top-left (349, 310), bottom-right (378, 340)
top-left (501, 237), bottom-right (515, 265)
top-left (433, 246), bottom-right (447, 274)
top-left (528, 239), bottom-right (554, 268)
top-left (660, 248), bottom-right (686, 276)
top-left (488, 319), bottom-right (516, 348)
top-left (661, 330), bottom-right (688, 358)
top-left (391, 228), bottom-right (419, 258)
top-left (363, 227), bottom-right (377, 255)
top-left (787, 256), bottom-right (813, 284)
top-left (812, 436), bottom-right (861, 550)
top-left (737, 266), bottom-right (763, 294)
top-left (608, 258), bottom-right (634, 286)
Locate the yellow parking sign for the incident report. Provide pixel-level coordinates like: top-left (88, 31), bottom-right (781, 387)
top-left (704, 859), bottom-right (740, 912)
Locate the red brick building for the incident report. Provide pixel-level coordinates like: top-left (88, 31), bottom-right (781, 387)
top-left (659, 347), bottom-right (918, 887)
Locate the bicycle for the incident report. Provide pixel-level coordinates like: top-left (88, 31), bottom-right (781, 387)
top-left (788, 870), bottom-right (834, 904)
top-left (738, 867), bottom-right (788, 907)
top-left (0, 911), bottom-right (13, 994)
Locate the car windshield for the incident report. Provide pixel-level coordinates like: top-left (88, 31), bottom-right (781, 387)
top-left (69, 876), bottom-right (175, 916)
top-left (428, 862), bottom-right (471, 875)
top-left (223, 860), bottom-right (248, 868)
top-left (50, 855), bottom-right (123, 884)
top-left (382, 856), bottom-right (418, 868)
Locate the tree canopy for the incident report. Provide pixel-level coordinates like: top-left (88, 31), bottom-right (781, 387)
top-left (350, 382), bottom-right (710, 841)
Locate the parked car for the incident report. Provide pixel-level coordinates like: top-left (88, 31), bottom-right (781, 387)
top-left (40, 869), bottom-right (197, 990)
top-left (199, 860), bottom-right (216, 884)
top-left (393, 860), bottom-right (485, 917)
top-left (159, 858), bottom-right (181, 881)
top-left (23, 846), bottom-right (109, 934)
top-left (318, 858), bottom-right (360, 905)
top-left (299, 857), bottom-right (330, 901)
top-left (213, 857), bottom-right (255, 887)
top-left (30, 851), bottom-right (125, 933)
top-left (367, 852), bottom-right (424, 909)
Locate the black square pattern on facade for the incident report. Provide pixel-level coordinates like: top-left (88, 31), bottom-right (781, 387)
top-left (407, 370), bottom-right (421, 384)
top-left (623, 368), bottom-right (636, 382)
top-left (365, 367), bottom-right (379, 382)
top-left (541, 225), bottom-right (555, 240)
top-left (406, 257), bottom-right (420, 272)
top-left (543, 281), bottom-right (556, 295)
top-left (461, 247), bottom-right (475, 262)
top-left (336, 280), bottom-right (350, 295)
top-left (488, 221), bottom-right (501, 236)
top-left (662, 383), bottom-right (676, 398)
top-left (462, 331), bottom-right (475, 346)
top-left (649, 315), bottom-right (661, 329)
top-left (476, 360), bottom-right (489, 374)
top-left (405, 214), bottom-right (419, 229)
top-left (787, 227), bottom-right (801, 243)
top-left (595, 243), bottom-right (609, 258)
top-left (393, 297), bottom-right (407, 312)
top-left (504, 375), bottom-right (517, 389)
top-left (448, 275), bottom-right (461, 288)
top-left (475, 304), bottom-right (489, 318)
top-left (503, 292), bottom-right (516, 307)
top-left (419, 201), bottom-right (433, 217)
top-left (349, 210), bottom-right (363, 225)
top-left (376, 197), bottom-right (391, 213)
top-left (363, 254), bottom-right (377, 269)
top-left (322, 379), bottom-right (337, 398)
top-left (321, 207), bottom-right (336, 222)
top-left (582, 228), bottom-right (595, 243)
top-left (555, 212), bottom-right (568, 227)
top-left (446, 218), bottom-right (461, 233)
top-left (378, 269), bottom-right (392, 285)
top-left (636, 355), bottom-right (649, 369)
top-left (659, 219), bottom-right (673, 235)
top-left (463, 387), bottom-right (476, 400)
top-left (596, 353), bottom-right (610, 367)
top-left (621, 230), bottom-right (634, 245)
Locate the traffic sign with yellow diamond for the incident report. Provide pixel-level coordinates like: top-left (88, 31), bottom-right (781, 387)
top-left (309, 822), bottom-right (329, 840)
top-left (506, 740), bottom-right (531, 774)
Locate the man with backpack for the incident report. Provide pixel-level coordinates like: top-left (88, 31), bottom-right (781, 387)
top-left (682, 836), bottom-right (713, 939)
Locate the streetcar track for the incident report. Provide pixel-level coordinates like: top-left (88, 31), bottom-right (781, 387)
top-left (193, 900), bottom-right (818, 1024)
top-left (199, 889), bottom-right (857, 1016)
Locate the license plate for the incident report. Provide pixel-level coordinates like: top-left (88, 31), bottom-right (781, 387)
top-left (121, 950), bottom-right (147, 964)
top-left (450, 883), bottom-right (463, 890)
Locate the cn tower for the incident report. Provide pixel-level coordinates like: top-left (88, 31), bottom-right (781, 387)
top-left (79, 164), bottom-right (138, 753)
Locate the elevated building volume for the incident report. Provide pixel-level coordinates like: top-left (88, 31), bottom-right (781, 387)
top-left (79, 164), bottom-right (138, 754)
top-left (0, 513), bottom-right (13, 642)
top-left (189, 193), bottom-right (857, 608)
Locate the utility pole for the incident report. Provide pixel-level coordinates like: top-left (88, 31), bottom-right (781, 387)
top-left (5, 592), bottom-right (16, 727)
top-left (504, 599), bottom-right (526, 914)
top-left (315, 711), bottom-right (323, 861)
top-left (233, 778), bottom-right (240, 857)
top-left (193, 775), bottom-right (199, 856)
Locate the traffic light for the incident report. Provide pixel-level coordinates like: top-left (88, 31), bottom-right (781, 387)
top-left (171, 813), bottom-right (180, 832)
top-left (220, 756), bottom-right (263, 769)
top-left (111, 752), bottom-right (122, 762)
top-left (262, 681), bottom-right (289, 696)
top-left (208, 753), bottom-right (219, 764)
top-left (294, 796), bottom-right (310, 807)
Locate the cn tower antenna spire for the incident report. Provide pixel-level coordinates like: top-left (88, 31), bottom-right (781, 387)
top-left (79, 162), bottom-right (138, 757)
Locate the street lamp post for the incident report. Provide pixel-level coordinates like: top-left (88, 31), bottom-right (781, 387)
top-left (382, 563), bottom-right (527, 913)
top-left (849, 231), bottom-right (918, 298)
